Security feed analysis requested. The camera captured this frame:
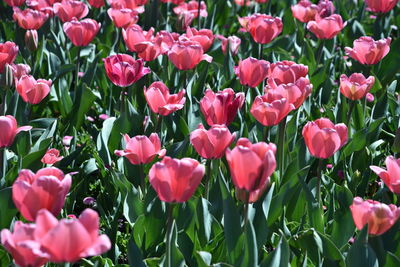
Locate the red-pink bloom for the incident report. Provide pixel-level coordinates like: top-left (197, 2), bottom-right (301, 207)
top-left (216, 35), bottom-right (241, 55)
top-left (350, 197), bottom-right (400, 236)
top-left (16, 75), bottom-right (52, 104)
top-left (107, 8), bottom-right (139, 28)
top-left (53, 0), bottom-right (89, 22)
top-left (183, 27), bottom-right (215, 52)
top-left (149, 156), bottom-right (205, 203)
top-left (13, 7), bottom-right (49, 30)
top-left (234, 0), bottom-right (252, 6)
top-left (167, 40), bottom-right (212, 70)
top-left (41, 149), bottom-right (63, 165)
top-left (26, 0), bottom-right (55, 16)
top-left (267, 60), bottom-right (308, 87)
top-left (143, 81), bottom-right (186, 116)
top-left (1, 222), bottom-right (49, 267)
top-left (370, 156), bottom-right (400, 194)
top-left (339, 73), bottom-right (375, 100)
top-left (173, 0), bottom-right (208, 18)
top-left (10, 64), bottom-right (31, 80)
top-left (302, 118), bottom-right (348, 159)
top-left (103, 54), bottom-right (150, 87)
top-left (134, 38), bottom-right (163, 61)
top-left (160, 0), bottom-right (185, 4)
top-left (108, 0), bottom-right (145, 11)
top-left (24, 29), bottom-right (38, 51)
top-left (246, 14), bottom-right (283, 44)
top-left (12, 167), bottom-right (71, 221)
top-left (365, 0), bottom-right (398, 13)
top-left (177, 10), bottom-right (195, 30)
top-left (0, 42), bottom-right (19, 73)
top-left (36, 209), bottom-right (111, 262)
top-left (190, 124), bottom-right (235, 159)
top-left (307, 14), bottom-right (345, 39)
top-left (156, 30), bottom-right (180, 54)
top-left (63, 18), bottom-right (101, 46)
top-left (200, 88), bottom-right (245, 126)
top-left (291, 0), bottom-right (319, 23)
top-left (345, 36), bottom-right (391, 65)
top-left (250, 94), bottom-right (295, 126)
top-left (226, 138), bottom-right (276, 203)
top-left (366, 93), bottom-right (375, 102)
top-left (114, 133), bottom-right (166, 165)
top-left (123, 24), bottom-right (155, 52)
top-left (0, 116), bottom-right (31, 148)
top-left (317, 0), bottom-right (335, 17)
top-left (63, 136), bottom-right (73, 146)
top-left (4, 0), bottom-right (25, 6)
top-left (234, 57), bottom-right (270, 88)
top-left (88, 0), bottom-right (105, 8)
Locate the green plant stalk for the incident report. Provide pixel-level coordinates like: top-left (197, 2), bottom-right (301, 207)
top-left (138, 164), bottom-right (146, 195)
top-left (243, 191), bottom-right (250, 232)
top-left (0, 148), bottom-right (5, 185)
top-left (156, 114), bottom-right (163, 136)
top-left (316, 40), bottom-right (325, 66)
top-left (204, 159), bottom-right (212, 200)
top-left (197, 0), bottom-right (201, 29)
top-left (316, 158), bottom-right (323, 205)
top-left (259, 43), bottom-right (263, 59)
top-left (346, 100), bottom-right (355, 125)
top-left (0, 89), bottom-right (6, 115)
top-left (263, 126), bottom-right (269, 142)
top-left (277, 118), bottom-right (287, 184)
top-left (165, 203), bottom-right (175, 267)
top-left (74, 46), bottom-right (81, 102)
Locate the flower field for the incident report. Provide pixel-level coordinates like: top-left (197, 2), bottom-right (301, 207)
top-left (0, 0), bottom-right (400, 266)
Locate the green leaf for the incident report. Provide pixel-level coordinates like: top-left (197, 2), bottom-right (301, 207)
top-left (346, 226), bottom-right (378, 267)
top-left (261, 234), bottom-right (290, 267)
top-left (0, 187), bottom-right (17, 229)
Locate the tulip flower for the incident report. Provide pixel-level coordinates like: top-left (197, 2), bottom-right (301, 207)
top-left (12, 7), bottom-right (48, 30)
top-left (250, 95), bottom-right (295, 126)
top-left (177, 10), bottom-right (196, 30)
top-left (302, 118), bottom-right (348, 159)
top-left (226, 138), bottom-right (276, 203)
top-left (88, 0), bottom-right (105, 8)
top-left (41, 149), bottom-right (63, 165)
top-left (114, 133), bottom-right (166, 165)
top-left (108, 0), bottom-right (146, 11)
top-left (123, 24), bottom-right (155, 53)
top-left (149, 156), bottom-right (205, 203)
top-left (350, 197), bottom-right (400, 236)
top-left (307, 14), bottom-right (345, 39)
top-left (246, 14), bottom-right (283, 44)
top-left (156, 30), bottom-right (180, 53)
top-left (345, 36), bottom-right (391, 65)
top-left (63, 18), bottom-right (101, 47)
top-left (25, 0), bottom-right (54, 15)
top-left (53, 0), bottom-right (89, 22)
top-left (107, 8), bottom-right (139, 29)
top-left (15, 75), bottom-right (52, 104)
top-left (200, 88), bottom-right (245, 126)
top-left (10, 64), bottom-right (31, 80)
top-left (267, 60), bottom-right (309, 87)
top-left (370, 156), bottom-right (400, 194)
top-left (167, 40), bottom-right (212, 70)
top-left (216, 35), bottom-right (241, 56)
top-left (173, 0), bottom-right (208, 18)
top-left (0, 42), bottom-right (19, 73)
top-left (36, 209), bottom-right (111, 262)
top-left (143, 81), bottom-right (186, 116)
top-left (190, 124), bottom-right (236, 159)
top-left (291, 0), bottom-right (320, 23)
top-left (161, 0), bottom-right (185, 4)
top-left (0, 116), bottom-right (32, 148)
top-left (183, 27), bottom-right (215, 52)
top-left (63, 136), bottom-right (73, 146)
top-left (366, 93), bottom-right (375, 102)
top-left (365, 0), bottom-right (398, 13)
top-left (339, 73), bottom-right (375, 100)
top-left (103, 54), bottom-right (150, 87)
top-left (24, 29), bottom-right (38, 51)
top-left (12, 167), bottom-right (71, 221)
top-left (4, 0), bottom-right (25, 6)
top-left (234, 57), bottom-right (270, 88)
top-left (1, 222), bottom-right (50, 267)
top-left (317, 0), bottom-right (335, 17)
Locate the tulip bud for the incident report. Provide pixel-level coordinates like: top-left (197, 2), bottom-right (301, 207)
top-left (25, 30), bottom-right (38, 51)
top-left (0, 64), bottom-right (15, 89)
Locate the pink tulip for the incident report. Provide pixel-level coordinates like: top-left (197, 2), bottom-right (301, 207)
top-left (88, 0), bottom-right (105, 8)
top-left (13, 7), bottom-right (49, 30)
top-left (0, 42), bottom-right (19, 73)
top-left (350, 197), bottom-right (400, 235)
top-left (114, 133), bottom-right (166, 165)
top-left (366, 93), bottom-right (375, 102)
top-left (103, 54), bottom-right (150, 87)
top-left (149, 156), bottom-right (205, 203)
top-left (16, 75), bottom-right (52, 104)
top-left (317, 0), bottom-right (335, 17)
top-left (267, 60), bottom-right (309, 87)
top-left (250, 95), bottom-right (295, 126)
top-left (63, 136), bottom-right (73, 146)
top-left (167, 40), bottom-right (212, 70)
top-left (156, 30), bottom-right (180, 54)
top-left (10, 64), bottom-right (31, 80)
top-left (234, 57), bottom-right (270, 88)
top-left (41, 149), bottom-right (63, 165)
top-left (200, 88), bottom-right (245, 126)
top-left (0, 116), bottom-right (31, 148)
top-left (161, 0), bottom-right (185, 4)
top-left (177, 10), bottom-right (195, 30)
top-left (63, 18), bottom-right (101, 47)
top-left (370, 156), bottom-right (400, 194)
top-left (108, 0), bottom-right (145, 11)
top-left (134, 38), bottom-right (163, 61)
top-left (307, 14), bottom-right (345, 39)
top-left (339, 73), bottom-right (375, 100)
top-left (36, 209), bottom-right (111, 262)
top-left (123, 24), bottom-right (155, 53)
top-left (302, 118), bottom-right (348, 159)
top-left (183, 27), bottom-right (215, 52)
top-left (190, 124), bottom-right (236, 159)
top-left (107, 8), bottom-right (139, 29)
top-left (173, 0), bottom-right (208, 18)
top-left (53, 0), bottom-right (89, 22)
top-left (216, 35), bottom-right (241, 56)
top-left (291, 0), bottom-right (319, 23)
top-left (226, 138), bottom-right (276, 203)
top-left (25, 0), bottom-right (55, 15)
top-left (365, 0), bottom-right (398, 13)
top-left (247, 14), bottom-right (283, 44)
top-left (143, 81), bottom-right (186, 116)
top-left (345, 36), bottom-right (391, 65)
top-left (12, 167), bottom-right (71, 221)
top-left (4, 0), bottom-right (25, 6)
top-left (24, 29), bottom-right (39, 51)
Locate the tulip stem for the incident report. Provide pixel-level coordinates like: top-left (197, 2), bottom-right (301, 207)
top-left (316, 158), bottom-right (323, 205)
top-left (0, 148), bottom-right (4, 184)
top-left (74, 46), bottom-right (81, 101)
top-left (259, 44), bottom-right (263, 58)
top-left (166, 203), bottom-right (175, 267)
top-left (138, 164), bottom-right (146, 195)
top-left (346, 100), bottom-right (355, 125)
top-left (197, 0), bottom-right (201, 29)
top-left (263, 126), bottom-right (269, 142)
top-left (204, 159), bottom-right (212, 200)
top-left (316, 40), bottom-right (325, 66)
top-left (277, 119), bottom-right (286, 184)
top-left (0, 90), bottom-right (6, 115)
top-left (243, 191), bottom-right (250, 231)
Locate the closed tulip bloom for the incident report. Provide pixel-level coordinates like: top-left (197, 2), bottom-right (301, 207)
top-left (103, 54), bottom-right (150, 87)
top-left (161, 0), bottom-right (185, 4)
top-left (302, 118), bottom-right (348, 159)
top-left (25, 0), bottom-right (54, 15)
top-left (143, 81), bottom-right (186, 116)
top-left (168, 40), bottom-right (212, 70)
top-left (173, 0), bottom-right (208, 18)
top-left (177, 11), bottom-right (195, 30)
top-left (0, 116), bottom-right (31, 148)
top-left (16, 75), bottom-right (52, 104)
top-left (200, 88), bottom-right (245, 126)
top-left (0, 42), bottom-right (19, 73)
top-left (317, 0), bottom-right (335, 17)
top-left (107, 8), bottom-right (138, 28)
top-left (345, 36), bottom-right (391, 65)
top-left (183, 28), bottom-right (215, 52)
top-left (350, 197), bottom-right (400, 236)
top-left (149, 156), bottom-right (205, 202)
top-left (36, 209), bottom-right (111, 263)
top-left (365, 0), bottom-right (398, 13)
top-left (370, 156), bottom-right (400, 194)
top-left (190, 124), bottom-right (236, 159)
top-left (307, 14), bottom-right (345, 39)
top-left (267, 60), bottom-right (308, 87)
top-left (25, 29), bottom-right (39, 51)
top-left (4, 0), bottom-right (25, 6)
top-left (251, 95), bottom-right (295, 126)
top-left (12, 167), bottom-right (71, 221)
top-left (216, 35), bottom-right (241, 56)
top-left (108, 0), bottom-right (145, 11)
top-left (114, 133), bottom-right (166, 165)
top-left (53, 0), bottom-right (88, 22)
top-left (291, 0), bottom-right (319, 23)
top-left (1, 222), bottom-right (49, 267)
top-left (134, 38), bottom-right (163, 62)
top-left (234, 57), bottom-right (270, 88)
top-left (41, 149), bottom-right (63, 165)
top-left (226, 138), bottom-right (276, 202)
top-left (339, 73), bottom-right (375, 100)
top-left (63, 18), bottom-right (101, 46)
top-left (13, 7), bottom-right (48, 30)
top-left (247, 14), bottom-right (283, 44)
top-left (123, 24), bottom-right (155, 52)
top-left (10, 63), bottom-right (31, 80)
top-left (88, 0), bottom-right (105, 8)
